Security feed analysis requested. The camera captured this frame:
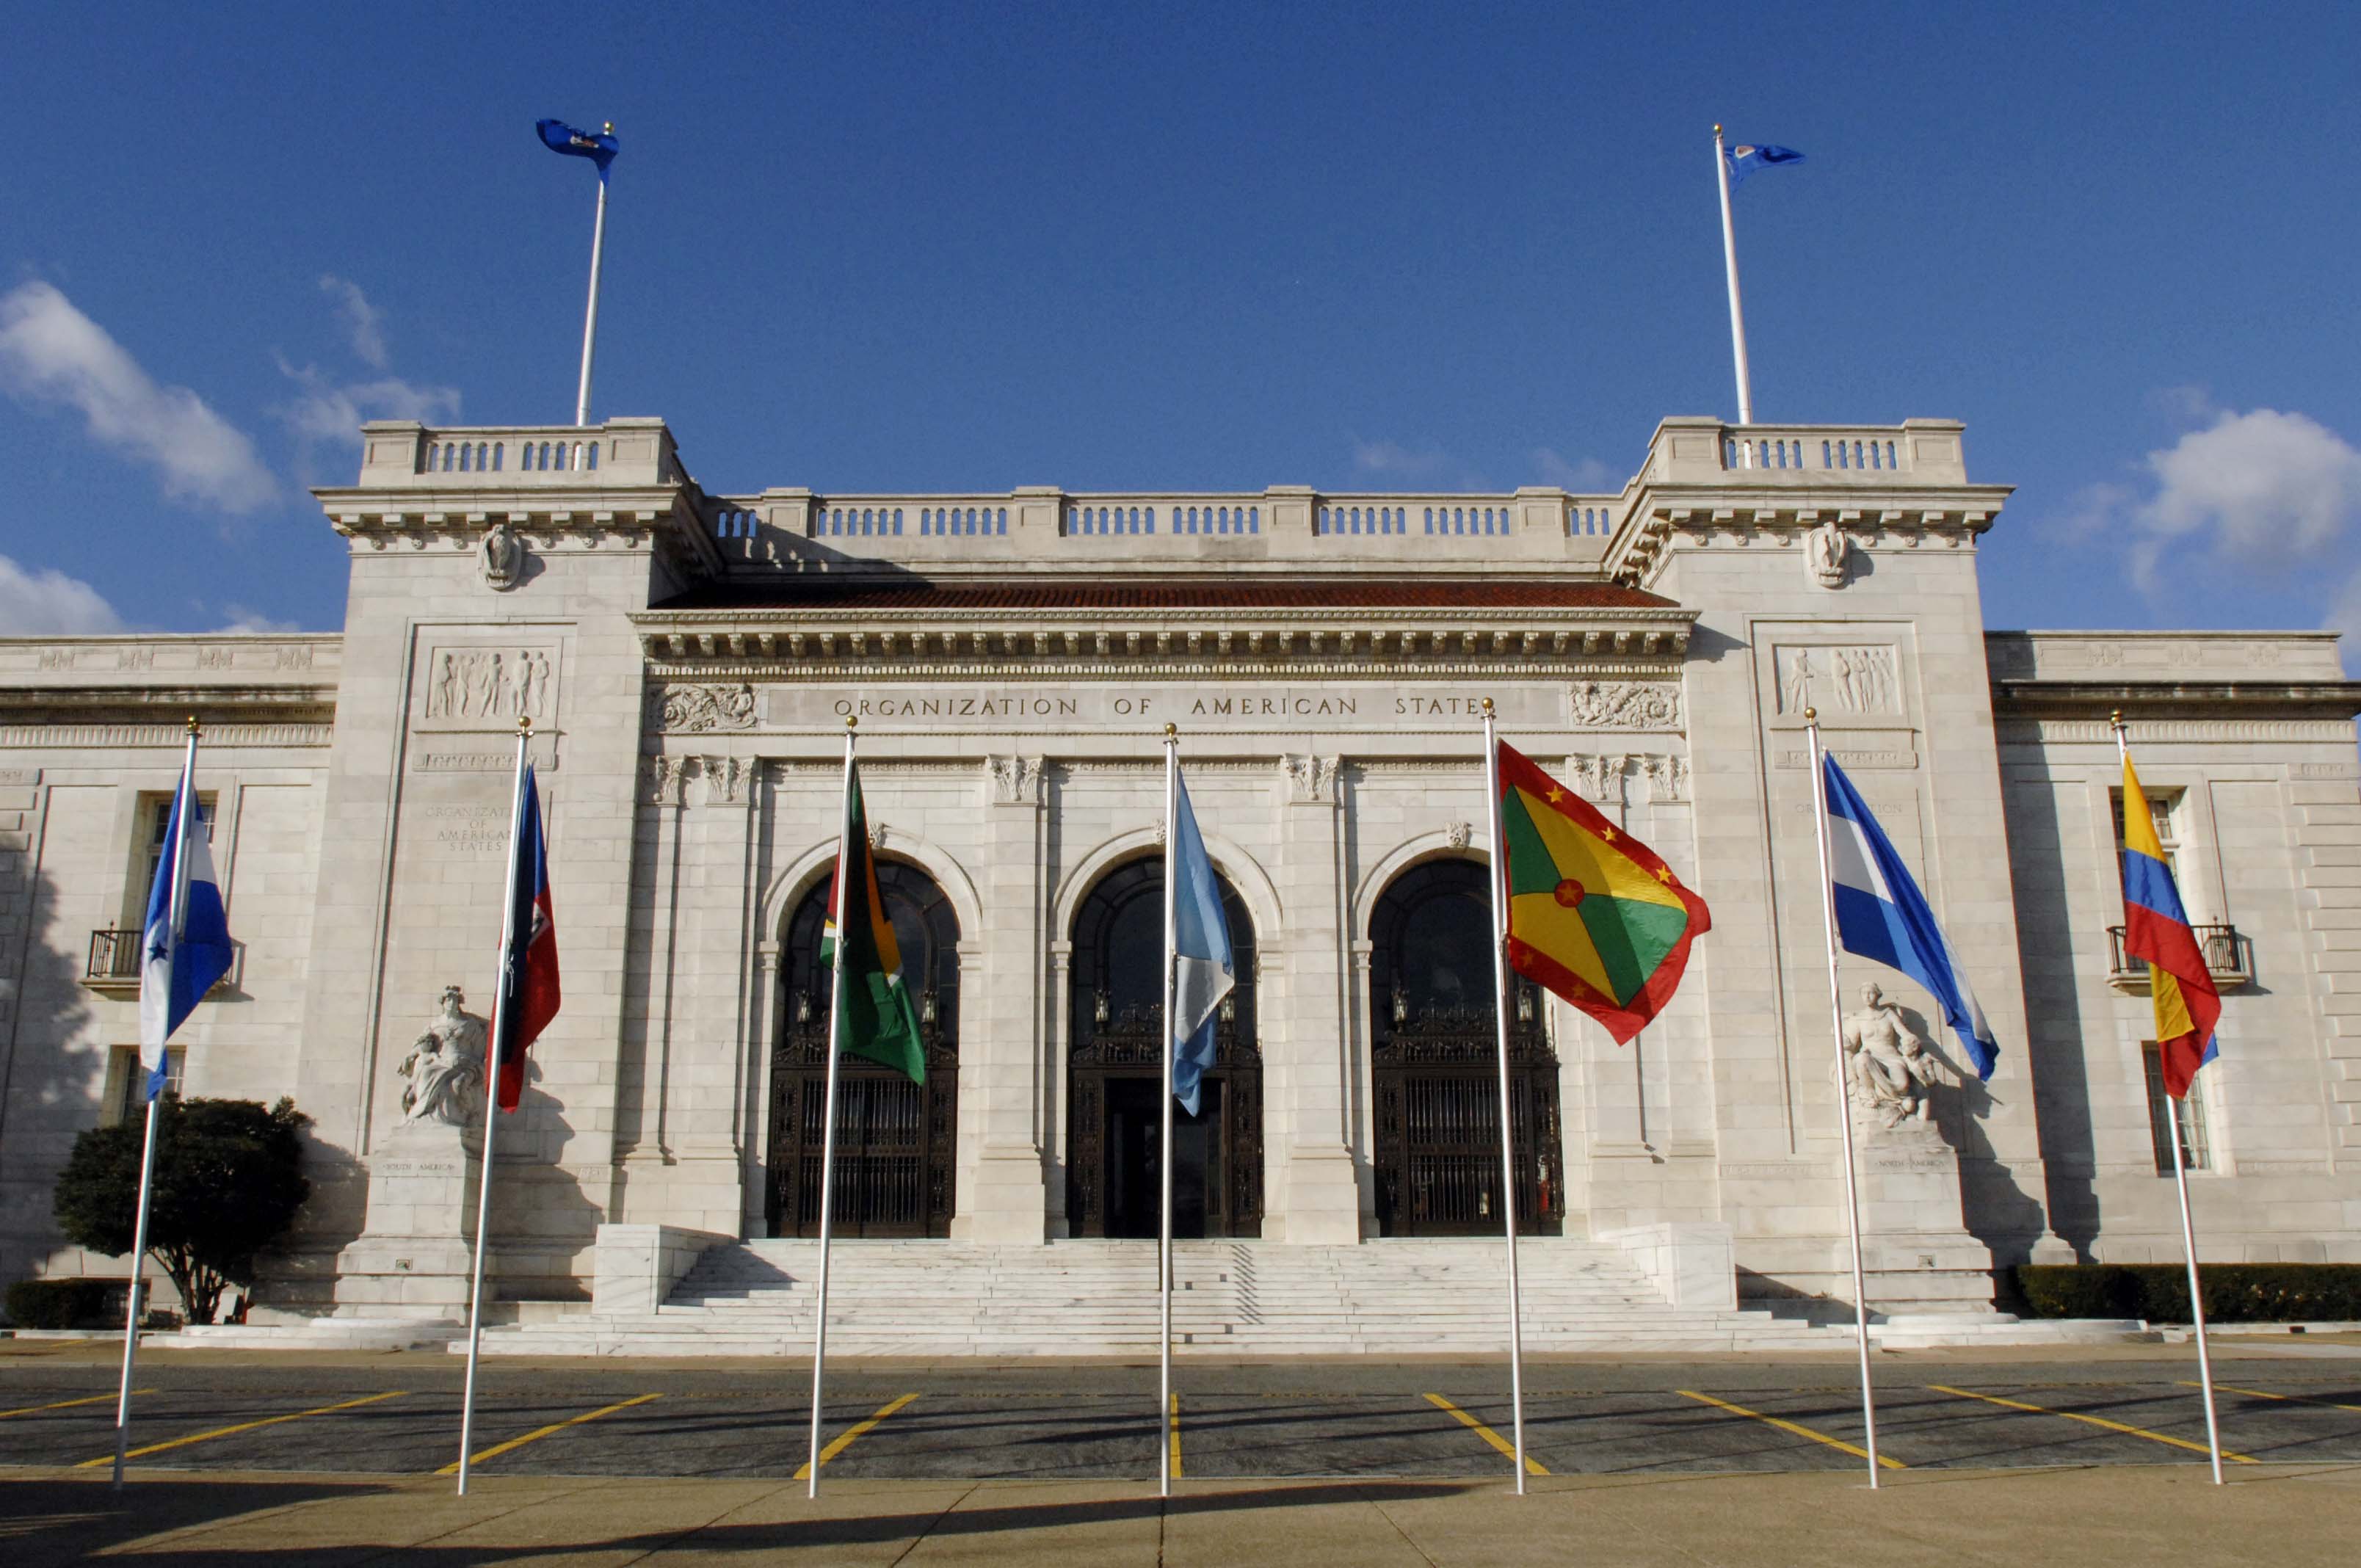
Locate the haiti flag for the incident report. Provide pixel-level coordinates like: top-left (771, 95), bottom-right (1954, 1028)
top-left (490, 766), bottom-right (562, 1112)
top-left (1495, 741), bottom-right (1711, 1042)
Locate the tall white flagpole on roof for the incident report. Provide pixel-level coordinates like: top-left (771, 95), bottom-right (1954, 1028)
top-left (1713, 125), bottom-right (1755, 431)
top-left (807, 716), bottom-right (858, 1498)
top-left (574, 127), bottom-right (612, 428)
top-left (456, 716), bottom-right (532, 1496)
top-left (111, 716), bottom-right (200, 1489)
top-left (2114, 711), bottom-right (2224, 1486)
top-left (1807, 710), bottom-right (1883, 1487)
top-left (1158, 722), bottom-right (1179, 1498)
top-left (1479, 700), bottom-right (1529, 1493)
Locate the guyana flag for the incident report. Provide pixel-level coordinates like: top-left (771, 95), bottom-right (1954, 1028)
top-left (821, 764), bottom-right (926, 1083)
top-left (1497, 740), bottom-right (1711, 1043)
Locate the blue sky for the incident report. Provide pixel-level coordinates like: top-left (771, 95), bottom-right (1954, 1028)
top-left (3, 3), bottom-right (2357, 664)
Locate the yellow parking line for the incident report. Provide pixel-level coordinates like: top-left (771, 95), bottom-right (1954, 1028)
top-left (1677, 1390), bottom-right (1904, 1469)
top-left (438, 1393), bottom-right (661, 1476)
top-left (78, 1391), bottom-right (402, 1466)
top-left (1424, 1392), bottom-right (1549, 1476)
top-left (1169, 1393), bottom-right (1183, 1478)
top-left (794, 1392), bottom-right (917, 1481)
top-left (1929, 1384), bottom-right (2256, 1463)
top-left (3, 1391), bottom-right (147, 1419)
top-left (2201, 1381), bottom-right (2361, 1416)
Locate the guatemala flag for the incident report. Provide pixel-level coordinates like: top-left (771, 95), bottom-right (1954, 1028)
top-left (1821, 754), bottom-right (1998, 1079)
top-left (137, 761), bottom-right (233, 1102)
top-left (537, 117), bottom-right (619, 179)
top-left (1167, 771), bottom-right (1234, 1117)
top-left (1725, 141), bottom-right (1805, 188)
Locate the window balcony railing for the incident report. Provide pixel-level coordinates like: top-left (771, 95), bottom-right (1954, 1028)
top-left (2106, 924), bottom-right (2250, 990)
top-left (84, 929), bottom-right (238, 997)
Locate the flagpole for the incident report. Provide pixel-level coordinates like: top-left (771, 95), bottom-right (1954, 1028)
top-left (2113, 712), bottom-right (2224, 1485)
top-left (1478, 700), bottom-right (1529, 1493)
top-left (110, 716), bottom-right (200, 1489)
top-left (1713, 124), bottom-right (1754, 431)
top-left (1158, 722), bottom-right (1179, 1498)
top-left (457, 716), bottom-right (532, 1496)
top-left (1807, 711), bottom-right (1882, 1487)
top-left (807, 716), bottom-right (858, 1498)
top-left (574, 142), bottom-right (611, 428)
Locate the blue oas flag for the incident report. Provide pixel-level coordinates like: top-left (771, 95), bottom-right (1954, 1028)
top-left (1821, 754), bottom-right (1998, 1079)
top-left (490, 766), bottom-right (562, 1111)
top-left (138, 763), bottom-right (233, 1101)
top-left (2119, 752), bottom-right (2219, 1098)
top-left (1725, 141), bottom-right (1805, 189)
top-left (537, 117), bottom-right (618, 180)
top-left (1168, 772), bottom-right (1235, 1117)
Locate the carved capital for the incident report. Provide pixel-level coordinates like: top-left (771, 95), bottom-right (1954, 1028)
top-left (1279, 752), bottom-right (1341, 802)
top-left (984, 754), bottom-right (1045, 805)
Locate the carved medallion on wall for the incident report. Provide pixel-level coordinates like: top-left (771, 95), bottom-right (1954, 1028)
top-left (654, 683), bottom-right (758, 733)
top-left (1803, 519), bottom-right (1851, 589)
top-left (1774, 645), bottom-right (1899, 716)
top-left (1567, 680), bottom-right (1683, 730)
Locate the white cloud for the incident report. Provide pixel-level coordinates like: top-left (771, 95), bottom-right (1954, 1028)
top-left (2138, 407), bottom-right (2361, 559)
top-left (319, 275), bottom-right (388, 369)
top-left (274, 357), bottom-right (460, 448)
top-left (0, 281), bottom-right (278, 512)
top-left (2331, 570), bottom-right (2361, 678)
top-left (0, 552), bottom-right (125, 636)
top-left (1352, 439), bottom-right (1450, 478)
top-left (1532, 447), bottom-right (1614, 492)
top-left (214, 604), bottom-right (304, 634)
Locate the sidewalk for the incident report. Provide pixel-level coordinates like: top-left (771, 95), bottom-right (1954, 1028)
top-left (4, 1463), bottom-right (2358, 1566)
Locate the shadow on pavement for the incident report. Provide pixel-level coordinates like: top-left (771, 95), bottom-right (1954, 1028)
top-left (0, 1473), bottom-right (1479, 1561)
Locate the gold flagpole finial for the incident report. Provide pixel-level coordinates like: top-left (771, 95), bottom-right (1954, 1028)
top-left (1163, 722), bottom-right (1177, 739)
top-left (518, 715), bottom-right (532, 736)
top-left (1713, 123), bottom-right (1724, 137)
top-left (846, 714), bottom-right (858, 731)
top-left (1481, 697), bottom-right (1495, 716)
top-left (1803, 706), bottom-right (1817, 722)
top-left (2109, 708), bottom-right (2124, 728)
top-left (185, 714), bottom-right (201, 737)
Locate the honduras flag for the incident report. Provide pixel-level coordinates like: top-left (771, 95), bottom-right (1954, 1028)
top-left (1168, 771), bottom-right (1234, 1117)
top-left (1821, 755), bottom-right (1998, 1079)
top-left (537, 118), bottom-right (619, 179)
top-left (1725, 141), bottom-right (1805, 189)
top-left (137, 761), bottom-right (233, 1103)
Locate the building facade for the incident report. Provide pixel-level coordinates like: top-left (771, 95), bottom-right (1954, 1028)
top-left (1, 414), bottom-right (2356, 1320)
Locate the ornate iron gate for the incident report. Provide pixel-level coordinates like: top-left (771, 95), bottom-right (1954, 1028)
top-left (766, 861), bottom-right (960, 1238)
top-left (1065, 857), bottom-right (1263, 1238)
top-left (1369, 860), bottom-right (1564, 1238)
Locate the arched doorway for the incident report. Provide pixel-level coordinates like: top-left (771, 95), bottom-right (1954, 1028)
top-left (1067, 858), bottom-right (1263, 1238)
top-left (768, 860), bottom-right (961, 1237)
top-left (1369, 859), bottom-right (1564, 1237)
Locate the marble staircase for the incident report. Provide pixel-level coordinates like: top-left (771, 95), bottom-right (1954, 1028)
top-left (474, 1237), bottom-right (1838, 1357)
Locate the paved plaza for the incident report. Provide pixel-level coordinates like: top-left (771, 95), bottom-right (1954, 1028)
top-left (5, 1343), bottom-right (2361, 1561)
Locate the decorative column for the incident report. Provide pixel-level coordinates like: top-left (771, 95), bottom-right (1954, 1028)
top-left (1275, 754), bottom-right (1361, 1243)
top-left (959, 755), bottom-right (1050, 1241)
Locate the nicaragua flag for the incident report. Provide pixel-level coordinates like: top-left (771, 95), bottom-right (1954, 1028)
top-left (2119, 752), bottom-right (2220, 1098)
top-left (537, 117), bottom-right (619, 178)
top-left (1168, 770), bottom-right (1235, 1117)
top-left (490, 766), bottom-right (562, 1112)
top-left (138, 761), bottom-right (233, 1102)
top-left (1821, 754), bottom-right (1998, 1079)
top-left (1726, 141), bottom-right (1805, 188)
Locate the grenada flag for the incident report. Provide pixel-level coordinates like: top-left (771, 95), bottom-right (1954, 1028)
top-left (2119, 752), bottom-right (2219, 1098)
top-left (1495, 741), bottom-right (1711, 1042)
top-left (822, 763), bottom-right (926, 1084)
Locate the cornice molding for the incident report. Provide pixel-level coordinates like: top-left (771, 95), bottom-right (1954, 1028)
top-left (1606, 490), bottom-right (2012, 587)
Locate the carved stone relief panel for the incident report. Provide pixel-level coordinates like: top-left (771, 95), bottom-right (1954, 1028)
top-left (653, 683), bottom-right (757, 733)
top-left (420, 645), bottom-right (559, 726)
top-left (1279, 754), bottom-right (1341, 802)
top-left (1774, 645), bottom-right (1900, 716)
top-left (1567, 680), bottom-right (1683, 730)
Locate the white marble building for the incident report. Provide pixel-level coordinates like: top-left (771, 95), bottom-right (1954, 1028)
top-left (1, 414), bottom-right (2356, 1325)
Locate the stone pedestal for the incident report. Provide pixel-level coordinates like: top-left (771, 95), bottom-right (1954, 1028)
top-left (331, 1119), bottom-right (479, 1321)
top-left (1854, 1122), bottom-right (1995, 1313)
top-left (1275, 1146), bottom-right (1363, 1244)
top-left (954, 1146), bottom-right (1051, 1243)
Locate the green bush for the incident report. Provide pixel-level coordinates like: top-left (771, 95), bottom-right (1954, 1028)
top-left (2015, 1263), bottom-right (2361, 1323)
top-left (4, 1277), bottom-right (120, 1329)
